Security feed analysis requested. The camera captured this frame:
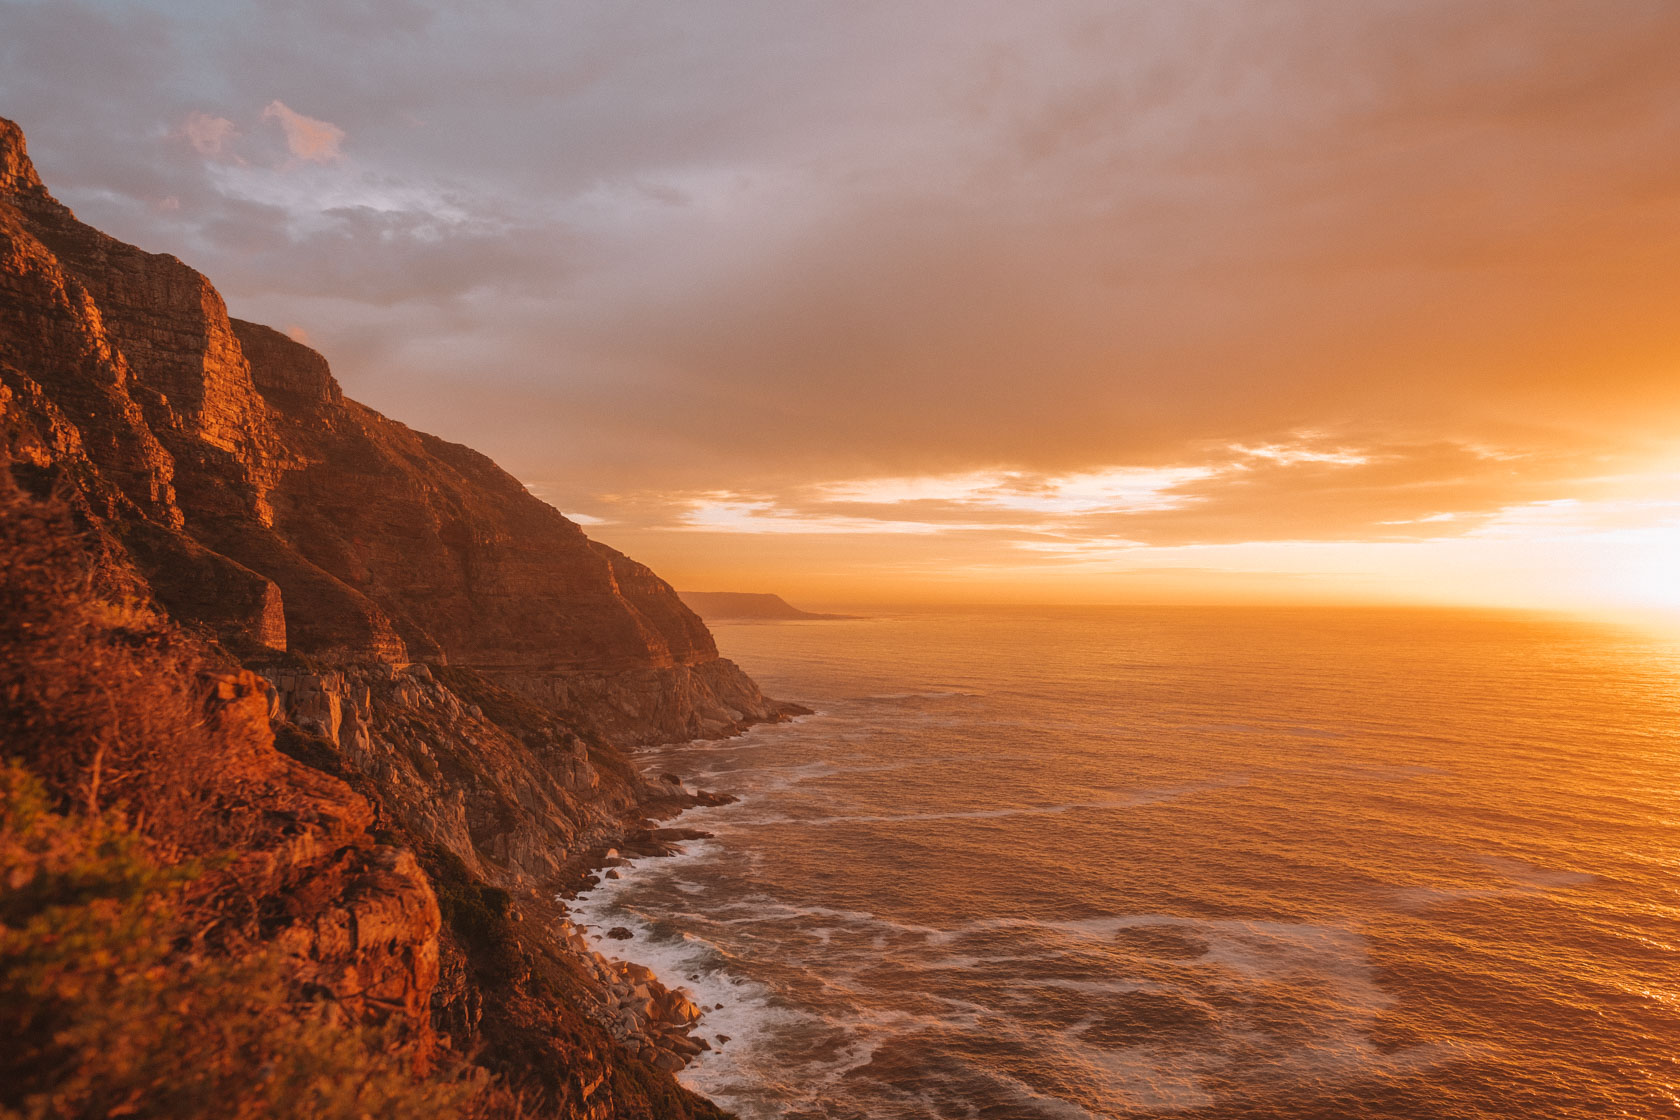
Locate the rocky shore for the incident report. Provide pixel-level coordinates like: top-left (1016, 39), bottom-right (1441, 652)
top-left (556, 824), bottom-right (736, 1074)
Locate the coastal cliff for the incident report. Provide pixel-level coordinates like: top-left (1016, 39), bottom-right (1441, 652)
top-left (0, 116), bottom-right (784, 1117)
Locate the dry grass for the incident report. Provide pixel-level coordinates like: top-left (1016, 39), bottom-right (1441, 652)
top-left (0, 476), bottom-right (231, 847)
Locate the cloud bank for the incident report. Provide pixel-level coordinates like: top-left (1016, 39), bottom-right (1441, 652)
top-left (4, 0), bottom-right (1678, 605)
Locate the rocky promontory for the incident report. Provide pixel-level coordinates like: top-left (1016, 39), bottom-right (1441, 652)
top-left (679, 590), bottom-right (857, 621)
top-left (0, 115), bottom-right (788, 1118)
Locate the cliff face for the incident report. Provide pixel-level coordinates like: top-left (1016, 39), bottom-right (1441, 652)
top-left (0, 114), bottom-right (781, 742)
top-left (0, 116), bottom-right (773, 1118)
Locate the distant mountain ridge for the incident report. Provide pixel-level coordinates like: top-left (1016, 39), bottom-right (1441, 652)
top-left (680, 590), bottom-right (856, 620)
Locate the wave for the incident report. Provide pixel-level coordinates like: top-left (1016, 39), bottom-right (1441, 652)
top-left (570, 608), bottom-right (1680, 1117)
top-left (573, 836), bottom-right (1442, 1118)
top-left (728, 777), bottom-right (1250, 828)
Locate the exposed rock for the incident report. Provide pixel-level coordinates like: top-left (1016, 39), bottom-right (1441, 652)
top-left (196, 669), bottom-right (443, 1031)
top-left (259, 661), bottom-right (638, 889)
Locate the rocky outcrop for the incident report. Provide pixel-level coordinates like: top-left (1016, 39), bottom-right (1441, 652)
top-left (0, 480), bottom-right (443, 1056)
top-left (501, 656), bottom-right (793, 745)
top-left (261, 660), bottom-right (632, 889)
top-left (558, 924), bottom-right (711, 1070)
top-left (196, 669), bottom-right (442, 1030)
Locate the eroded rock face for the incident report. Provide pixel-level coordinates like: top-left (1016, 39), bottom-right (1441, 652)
top-left (501, 655), bottom-right (788, 745)
top-left (261, 661), bottom-right (633, 888)
top-left (194, 669), bottom-right (443, 1036)
top-left (0, 114), bottom-right (792, 741)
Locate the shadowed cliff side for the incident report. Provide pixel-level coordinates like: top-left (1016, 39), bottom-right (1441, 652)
top-left (0, 471), bottom-right (730, 1118)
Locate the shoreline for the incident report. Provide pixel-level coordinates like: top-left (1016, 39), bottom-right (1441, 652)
top-left (553, 797), bottom-right (733, 1075)
top-left (553, 715), bottom-right (809, 1089)
top-left (561, 805), bottom-right (745, 1088)
top-left (560, 828), bottom-right (733, 1077)
top-left (556, 709), bottom-right (819, 1102)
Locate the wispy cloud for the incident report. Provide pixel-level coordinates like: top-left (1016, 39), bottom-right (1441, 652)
top-left (679, 495), bottom-right (968, 535)
top-left (1231, 442), bottom-right (1370, 467)
top-left (654, 442), bottom-right (1423, 539)
top-left (182, 112), bottom-right (236, 156)
top-left (813, 466), bottom-right (1216, 516)
top-left (262, 100), bottom-right (344, 164)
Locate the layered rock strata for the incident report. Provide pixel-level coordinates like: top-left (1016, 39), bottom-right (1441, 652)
top-left (0, 115), bottom-right (790, 742)
top-left (195, 668), bottom-right (445, 1030)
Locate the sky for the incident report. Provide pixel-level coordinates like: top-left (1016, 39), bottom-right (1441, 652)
top-left (3, 0), bottom-right (1679, 610)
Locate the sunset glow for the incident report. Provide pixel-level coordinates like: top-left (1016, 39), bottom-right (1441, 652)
top-left (7, 2), bottom-right (1680, 613)
top-left (9, 6), bottom-right (1680, 1119)
top-left (567, 460), bottom-right (1680, 612)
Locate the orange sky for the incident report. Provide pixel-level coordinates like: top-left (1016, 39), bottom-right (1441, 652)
top-left (4, 2), bottom-right (1678, 611)
top-left (581, 460), bottom-right (1680, 612)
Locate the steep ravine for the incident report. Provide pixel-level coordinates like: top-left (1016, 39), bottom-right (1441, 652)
top-left (0, 115), bottom-right (798, 1118)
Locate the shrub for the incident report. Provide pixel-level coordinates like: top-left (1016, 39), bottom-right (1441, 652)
top-left (0, 762), bottom-right (490, 1120)
top-left (0, 476), bottom-right (235, 849)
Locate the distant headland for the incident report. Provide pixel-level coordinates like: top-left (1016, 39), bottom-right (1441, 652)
top-left (680, 591), bottom-right (858, 621)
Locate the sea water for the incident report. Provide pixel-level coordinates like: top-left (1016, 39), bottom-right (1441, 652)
top-left (568, 606), bottom-right (1680, 1118)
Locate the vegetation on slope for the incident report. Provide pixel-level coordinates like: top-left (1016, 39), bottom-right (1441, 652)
top-left (0, 763), bottom-right (492, 1120)
top-left (0, 473), bottom-right (516, 1118)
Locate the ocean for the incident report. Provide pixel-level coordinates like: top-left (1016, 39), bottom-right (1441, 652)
top-left (568, 606), bottom-right (1680, 1119)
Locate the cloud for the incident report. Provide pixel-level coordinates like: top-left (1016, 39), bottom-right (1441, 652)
top-left (8, 1), bottom-right (1680, 605)
top-left (1232, 443), bottom-right (1370, 468)
top-left (262, 100), bottom-right (344, 163)
top-left (182, 112), bottom-right (236, 155)
top-left (678, 496), bottom-right (966, 536)
top-left (632, 438), bottom-right (1541, 549)
top-left (812, 467), bottom-right (1214, 516)
top-left (663, 466), bottom-right (1218, 538)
